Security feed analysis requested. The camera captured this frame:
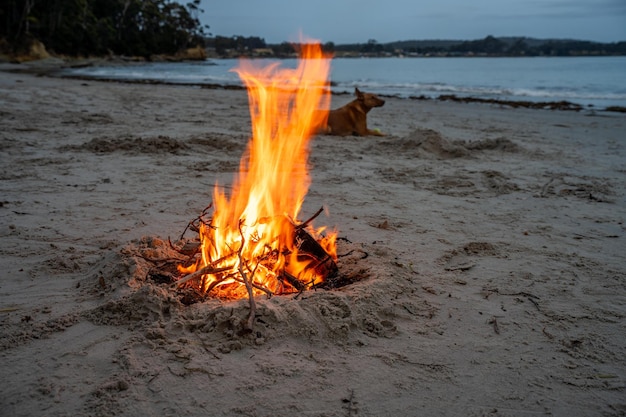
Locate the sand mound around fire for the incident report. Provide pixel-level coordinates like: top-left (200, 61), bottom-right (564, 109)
top-left (79, 236), bottom-right (438, 353)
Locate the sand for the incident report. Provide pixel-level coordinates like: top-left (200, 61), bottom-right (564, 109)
top-left (1, 65), bottom-right (625, 417)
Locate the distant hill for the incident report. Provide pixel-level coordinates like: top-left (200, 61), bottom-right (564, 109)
top-left (332, 36), bottom-right (626, 57)
top-left (384, 37), bottom-right (584, 50)
top-left (205, 35), bottom-right (625, 58)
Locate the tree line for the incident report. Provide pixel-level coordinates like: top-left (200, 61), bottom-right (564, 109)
top-left (0, 0), bottom-right (207, 57)
top-left (206, 36), bottom-right (336, 57)
top-left (337, 36), bottom-right (626, 57)
top-left (207, 35), bottom-right (626, 58)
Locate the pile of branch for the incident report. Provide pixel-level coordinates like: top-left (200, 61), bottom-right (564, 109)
top-left (169, 206), bottom-right (338, 330)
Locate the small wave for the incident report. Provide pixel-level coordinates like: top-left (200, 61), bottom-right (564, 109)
top-left (510, 88), bottom-right (626, 101)
top-left (63, 57), bottom-right (626, 109)
top-left (332, 81), bottom-right (514, 99)
top-left (330, 80), bottom-right (626, 107)
top-left (66, 66), bottom-right (241, 86)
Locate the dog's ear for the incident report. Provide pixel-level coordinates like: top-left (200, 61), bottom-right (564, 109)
top-left (355, 88), bottom-right (363, 100)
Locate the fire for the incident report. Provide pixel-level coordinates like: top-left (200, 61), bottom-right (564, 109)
top-left (178, 41), bottom-right (337, 298)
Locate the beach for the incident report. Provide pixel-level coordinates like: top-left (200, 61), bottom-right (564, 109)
top-left (1, 68), bottom-right (625, 416)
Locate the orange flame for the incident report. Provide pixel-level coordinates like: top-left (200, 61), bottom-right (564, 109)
top-left (179, 41), bottom-right (337, 298)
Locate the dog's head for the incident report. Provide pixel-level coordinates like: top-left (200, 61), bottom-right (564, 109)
top-left (355, 88), bottom-right (385, 109)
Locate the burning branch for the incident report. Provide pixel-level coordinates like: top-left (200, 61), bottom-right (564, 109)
top-left (173, 264), bottom-right (233, 288)
top-left (237, 219), bottom-right (257, 330)
top-left (296, 206), bottom-right (325, 230)
top-left (174, 207), bottom-right (337, 297)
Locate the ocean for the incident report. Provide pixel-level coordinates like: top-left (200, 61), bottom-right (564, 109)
top-left (64, 56), bottom-right (626, 110)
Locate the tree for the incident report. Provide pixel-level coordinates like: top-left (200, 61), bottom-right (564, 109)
top-left (0, 0), bottom-right (37, 52)
top-left (507, 39), bottom-right (529, 56)
top-left (271, 41), bottom-right (295, 57)
top-left (454, 35), bottom-right (506, 55)
top-left (0, 0), bottom-right (208, 57)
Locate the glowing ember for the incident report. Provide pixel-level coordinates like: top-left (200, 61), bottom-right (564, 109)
top-left (177, 40), bottom-right (337, 298)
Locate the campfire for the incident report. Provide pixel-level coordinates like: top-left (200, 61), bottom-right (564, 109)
top-left (173, 41), bottom-right (338, 306)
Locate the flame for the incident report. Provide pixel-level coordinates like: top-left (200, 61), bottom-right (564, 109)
top-left (179, 41), bottom-right (337, 298)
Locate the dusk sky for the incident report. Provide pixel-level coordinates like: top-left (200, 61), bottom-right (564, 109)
top-left (198, 0), bottom-right (626, 44)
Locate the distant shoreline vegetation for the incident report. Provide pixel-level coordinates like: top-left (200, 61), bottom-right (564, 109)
top-left (208, 35), bottom-right (626, 59)
top-left (1, 0), bottom-right (623, 63)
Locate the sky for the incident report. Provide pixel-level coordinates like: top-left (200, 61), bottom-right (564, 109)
top-left (197, 0), bottom-right (626, 44)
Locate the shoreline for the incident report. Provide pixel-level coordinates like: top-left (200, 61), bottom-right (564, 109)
top-left (3, 58), bottom-right (624, 113)
top-left (1, 70), bottom-right (625, 417)
top-left (58, 74), bottom-right (626, 113)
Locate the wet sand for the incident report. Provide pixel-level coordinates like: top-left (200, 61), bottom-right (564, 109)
top-left (1, 68), bottom-right (625, 416)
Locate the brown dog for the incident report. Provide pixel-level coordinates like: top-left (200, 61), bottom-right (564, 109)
top-left (325, 88), bottom-right (385, 136)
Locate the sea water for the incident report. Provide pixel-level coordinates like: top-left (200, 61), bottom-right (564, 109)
top-left (65, 56), bottom-right (626, 109)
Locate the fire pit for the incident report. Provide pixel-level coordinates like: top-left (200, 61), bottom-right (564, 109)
top-left (168, 40), bottom-right (338, 324)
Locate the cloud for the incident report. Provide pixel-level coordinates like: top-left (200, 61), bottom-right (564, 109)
top-left (411, 0), bottom-right (626, 21)
top-left (201, 0), bottom-right (625, 43)
top-left (522, 0), bottom-right (626, 18)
